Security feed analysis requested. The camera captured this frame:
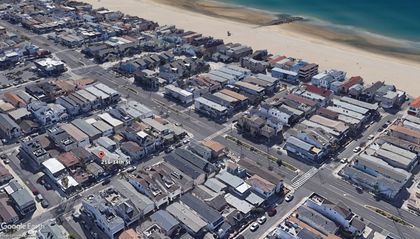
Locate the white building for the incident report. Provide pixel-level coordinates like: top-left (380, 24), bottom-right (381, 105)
top-left (164, 85), bottom-right (194, 104)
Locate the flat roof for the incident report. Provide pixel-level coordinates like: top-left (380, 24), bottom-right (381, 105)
top-left (381, 143), bottom-right (417, 160)
top-left (85, 86), bottom-right (109, 99)
top-left (213, 92), bottom-right (238, 103)
top-left (164, 84), bottom-right (193, 97)
top-left (72, 118), bottom-right (101, 138)
top-left (94, 83), bottom-right (118, 96)
top-left (272, 67), bottom-right (298, 76)
top-left (98, 113), bottom-right (123, 128)
top-left (340, 96), bottom-right (379, 111)
top-left (167, 202), bottom-right (207, 233)
top-left (309, 115), bottom-right (348, 133)
top-left (375, 149), bottom-right (413, 169)
top-left (195, 97), bottom-right (227, 112)
top-left (42, 158), bottom-right (65, 174)
top-left (332, 99), bottom-right (369, 115)
top-left (219, 89), bottom-right (248, 101)
top-left (326, 106), bottom-right (365, 120)
top-left (234, 81), bottom-right (265, 93)
top-left (142, 118), bottom-right (168, 132)
top-left (216, 170), bottom-right (244, 188)
top-left (357, 154), bottom-right (411, 183)
top-left (225, 193), bottom-right (254, 214)
top-left (60, 123), bottom-right (89, 141)
top-left (75, 89), bottom-right (97, 102)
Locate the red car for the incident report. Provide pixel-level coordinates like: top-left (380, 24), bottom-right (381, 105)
top-left (267, 208), bottom-right (277, 217)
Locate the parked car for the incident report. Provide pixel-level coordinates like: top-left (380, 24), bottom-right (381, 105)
top-left (250, 222), bottom-right (259, 232)
top-left (102, 178), bottom-right (111, 185)
top-left (41, 199), bottom-right (49, 208)
top-left (0, 154), bottom-right (6, 160)
top-left (36, 194), bottom-right (44, 202)
top-left (368, 134), bottom-right (374, 140)
top-left (285, 193), bottom-right (294, 202)
top-left (340, 158), bottom-right (348, 164)
top-left (356, 186), bottom-right (363, 193)
top-left (267, 208), bottom-right (277, 217)
top-left (353, 146), bottom-right (361, 153)
top-left (257, 216), bottom-right (267, 225)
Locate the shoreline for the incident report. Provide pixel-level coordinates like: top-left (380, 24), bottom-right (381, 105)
top-left (80, 0), bottom-right (420, 96)
top-left (149, 0), bottom-right (420, 63)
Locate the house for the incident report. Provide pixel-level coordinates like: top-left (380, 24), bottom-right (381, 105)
top-left (98, 113), bottom-right (124, 131)
top-left (342, 76), bottom-right (363, 93)
top-left (60, 123), bottom-right (90, 147)
top-left (201, 140), bottom-right (226, 159)
top-left (95, 137), bottom-right (117, 152)
top-left (128, 171), bottom-right (170, 208)
top-left (10, 186), bottom-right (36, 216)
top-left (42, 158), bottom-right (79, 193)
top-left (36, 220), bottom-right (69, 239)
top-left (150, 210), bottom-right (180, 237)
top-left (57, 152), bottom-right (81, 169)
top-left (82, 194), bottom-right (125, 239)
top-left (390, 125), bottom-right (420, 144)
top-left (246, 174), bottom-right (281, 199)
top-left (295, 205), bottom-right (339, 236)
top-left (28, 102), bottom-right (68, 126)
top-left (167, 202), bottom-right (207, 237)
top-left (194, 97), bottom-right (228, 121)
top-left (305, 193), bottom-right (357, 234)
top-left (0, 163), bottom-right (13, 186)
top-left (72, 118), bottom-right (101, 141)
top-left (20, 138), bottom-right (51, 169)
top-left (271, 67), bottom-right (298, 84)
top-left (298, 63), bottom-right (319, 82)
top-left (163, 154), bottom-right (206, 185)
top-left (134, 70), bottom-right (160, 90)
top-left (311, 72), bottom-right (334, 89)
top-left (120, 141), bottom-right (145, 160)
top-left (91, 120), bottom-right (114, 136)
top-left (408, 96), bottom-right (420, 117)
top-left (173, 148), bottom-right (215, 176)
top-left (0, 195), bottom-right (19, 224)
top-left (180, 193), bottom-right (224, 230)
top-left (0, 113), bottom-right (21, 140)
top-left (285, 136), bottom-right (324, 162)
top-left (164, 85), bottom-right (194, 105)
top-left (189, 142), bottom-right (212, 161)
top-left (34, 58), bottom-right (65, 76)
top-left (47, 127), bottom-right (77, 152)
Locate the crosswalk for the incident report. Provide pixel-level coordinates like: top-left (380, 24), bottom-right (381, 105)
top-left (203, 123), bottom-right (233, 141)
top-left (291, 167), bottom-right (318, 190)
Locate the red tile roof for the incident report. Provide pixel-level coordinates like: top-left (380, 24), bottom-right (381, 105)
top-left (410, 96), bottom-right (420, 109)
top-left (304, 84), bottom-right (332, 97)
top-left (342, 76), bottom-right (363, 90)
top-left (285, 93), bottom-right (317, 107)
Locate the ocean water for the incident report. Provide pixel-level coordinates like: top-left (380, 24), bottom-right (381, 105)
top-left (219, 0), bottom-right (420, 43)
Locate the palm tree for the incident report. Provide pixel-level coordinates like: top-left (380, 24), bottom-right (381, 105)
top-left (61, 177), bottom-right (69, 189)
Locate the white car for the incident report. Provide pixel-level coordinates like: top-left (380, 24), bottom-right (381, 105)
top-left (353, 146), bottom-right (361, 153)
top-left (340, 158), bottom-right (348, 164)
top-left (250, 222), bottom-right (259, 232)
top-left (285, 194), bottom-right (294, 202)
top-left (257, 216), bottom-right (267, 225)
top-left (368, 134), bottom-right (375, 140)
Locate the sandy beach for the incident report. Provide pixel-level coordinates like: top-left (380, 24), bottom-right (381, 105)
top-left (81, 0), bottom-right (420, 96)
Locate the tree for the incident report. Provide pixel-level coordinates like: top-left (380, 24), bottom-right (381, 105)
top-left (61, 177), bottom-right (69, 188)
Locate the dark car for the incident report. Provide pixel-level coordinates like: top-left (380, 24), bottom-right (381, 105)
top-left (102, 178), bottom-right (111, 185)
top-left (41, 199), bottom-right (49, 208)
top-left (267, 208), bottom-right (277, 217)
